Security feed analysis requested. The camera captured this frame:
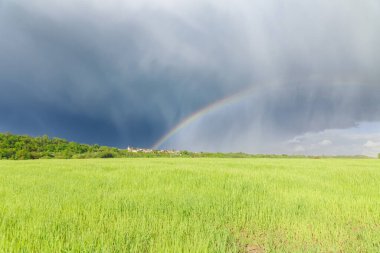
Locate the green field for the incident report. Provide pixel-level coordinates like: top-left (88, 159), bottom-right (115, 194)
top-left (1, 158), bottom-right (380, 252)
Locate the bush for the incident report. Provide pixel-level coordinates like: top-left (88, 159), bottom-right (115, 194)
top-left (99, 152), bottom-right (117, 158)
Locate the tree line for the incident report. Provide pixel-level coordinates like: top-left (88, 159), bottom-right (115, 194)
top-left (0, 132), bottom-right (206, 159)
top-left (0, 132), bottom-right (123, 159)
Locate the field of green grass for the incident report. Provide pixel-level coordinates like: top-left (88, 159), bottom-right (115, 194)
top-left (1, 158), bottom-right (380, 252)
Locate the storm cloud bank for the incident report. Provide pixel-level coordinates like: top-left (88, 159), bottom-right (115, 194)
top-left (0, 0), bottom-right (379, 155)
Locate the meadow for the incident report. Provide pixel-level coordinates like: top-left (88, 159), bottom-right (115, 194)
top-left (0, 158), bottom-right (380, 252)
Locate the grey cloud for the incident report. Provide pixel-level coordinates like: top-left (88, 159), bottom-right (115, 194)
top-left (165, 84), bottom-right (380, 153)
top-left (0, 0), bottom-right (379, 153)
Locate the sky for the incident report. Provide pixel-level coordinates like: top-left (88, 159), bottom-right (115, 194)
top-left (1, 0), bottom-right (380, 156)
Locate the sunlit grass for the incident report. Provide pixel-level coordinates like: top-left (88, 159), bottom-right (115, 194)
top-left (1, 158), bottom-right (380, 252)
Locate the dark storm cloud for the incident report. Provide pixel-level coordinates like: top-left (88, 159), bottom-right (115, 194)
top-left (0, 0), bottom-right (379, 151)
top-left (0, 1), bottom-right (234, 146)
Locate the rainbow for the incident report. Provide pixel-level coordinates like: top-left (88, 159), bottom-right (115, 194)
top-left (152, 85), bottom-right (260, 150)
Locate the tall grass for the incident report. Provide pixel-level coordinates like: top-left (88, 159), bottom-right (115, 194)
top-left (1, 158), bottom-right (380, 252)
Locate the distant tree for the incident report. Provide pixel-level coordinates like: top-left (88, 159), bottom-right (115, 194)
top-left (180, 150), bottom-right (190, 156)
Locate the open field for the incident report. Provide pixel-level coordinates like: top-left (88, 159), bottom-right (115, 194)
top-left (1, 158), bottom-right (380, 252)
